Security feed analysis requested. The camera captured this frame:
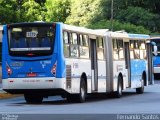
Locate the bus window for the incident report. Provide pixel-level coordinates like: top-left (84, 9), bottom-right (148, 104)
top-left (97, 37), bottom-right (104, 60)
top-left (83, 35), bottom-right (89, 46)
top-left (113, 39), bottom-right (124, 60)
top-left (63, 31), bottom-right (70, 57)
top-left (71, 33), bottom-right (78, 45)
top-left (9, 25), bottom-right (55, 56)
top-left (117, 40), bottom-right (124, 59)
top-left (70, 33), bottom-right (79, 57)
top-left (130, 40), bottom-right (140, 59)
top-left (134, 40), bottom-right (140, 59)
top-left (63, 31), bottom-right (69, 44)
top-left (79, 34), bottom-right (89, 59)
top-left (113, 39), bottom-right (119, 60)
top-left (139, 40), bottom-right (146, 59)
top-left (130, 41), bottom-right (134, 59)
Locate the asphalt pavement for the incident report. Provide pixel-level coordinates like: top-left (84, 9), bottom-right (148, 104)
top-left (0, 83), bottom-right (5, 93)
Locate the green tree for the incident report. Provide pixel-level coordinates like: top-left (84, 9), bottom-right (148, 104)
top-left (0, 0), bottom-right (19, 24)
top-left (88, 20), bottom-right (150, 34)
top-left (45, 0), bottom-right (71, 22)
top-left (66, 0), bottom-right (102, 26)
top-left (21, 0), bottom-right (44, 22)
top-left (115, 7), bottom-right (160, 32)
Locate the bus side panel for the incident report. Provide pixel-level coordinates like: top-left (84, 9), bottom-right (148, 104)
top-left (130, 59), bottom-right (146, 88)
top-left (56, 23), bottom-right (66, 78)
top-left (112, 61), bottom-right (127, 91)
top-left (2, 25), bottom-right (8, 79)
top-left (65, 58), bottom-right (91, 93)
top-left (97, 60), bottom-right (106, 92)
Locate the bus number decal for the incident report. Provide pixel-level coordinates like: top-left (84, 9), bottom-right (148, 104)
top-left (73, 62), bottom-right (78, 69)
top-left (26, 31), bottom-right (38, 38)
top-left (117, 65), bottom-right (123, 72)
top-left (40, 60), bottom-right (51, 68)
top-left (10, 62), bottom-right (24, 67)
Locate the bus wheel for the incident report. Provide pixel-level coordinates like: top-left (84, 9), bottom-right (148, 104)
top-left (136, 79), bottom-right (144, 94)
top-left (78, 79), bottom-right (87, 103)
top-left (67, 79), bottom-right (87, 103)
top-left (115, 76), bottom-right (122, 98)
top-left (24, 94), bottom-right (43, 104)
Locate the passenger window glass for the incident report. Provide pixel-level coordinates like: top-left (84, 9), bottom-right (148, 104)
top-left (130, 40), bottom-right (140, 59)
top-left (97, 37), bottom-right (104, 60)
top-left (113, 39), bottom-right (118, 60)
top-left (139, 40), bottom-right (146, 59)
top-left (63, 31), bottom-right (69, 44)
top-left (72, 33), bottom-right (78, 45)
top-left (113, 39), bottom-right (124, 60)
top-left (83, 35), bottom-right (89, 46)
top-left (70, 45), bottom-right (79, 57)
top-left (64, 44), bottom-right (70, 57)
top-left (63, 31), bottom-right (70, 57)
top-left (80, 46), bottom-right (89, 58)
top-left (117, 40), bottom-right (124, 59)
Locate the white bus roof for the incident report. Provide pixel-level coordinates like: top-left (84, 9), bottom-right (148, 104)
top-left (128, 33), bottom-right (150, 40)
top-left (63, 24), bottom-right (108, 37)
top-left (110, 31), bottom-right (128, 39)
top-left (149, 36), bottom-right (160, 40)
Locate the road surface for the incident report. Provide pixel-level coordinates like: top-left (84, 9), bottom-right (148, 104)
top-left (0, 83), bottom-right (160, 114)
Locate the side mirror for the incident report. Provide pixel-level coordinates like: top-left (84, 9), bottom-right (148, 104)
top-left (153, 45), bottom-right (158, 56)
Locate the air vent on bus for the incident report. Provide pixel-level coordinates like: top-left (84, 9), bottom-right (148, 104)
top-left (66, 65), bottom-right (71, 89)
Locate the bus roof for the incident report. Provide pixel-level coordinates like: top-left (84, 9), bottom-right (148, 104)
top-left (149, 36), bottom-right (160, 40)
top-left (63, 24), bottom-right (108, 37)
top-left (110, 31), bottom-right (128, 39)
top-left (128, 33), bottom-right (150, 40)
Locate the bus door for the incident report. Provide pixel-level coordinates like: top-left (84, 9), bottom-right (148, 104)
top-left (146, 42), bottom-right (154, 84)
top-left (124, 42), bottom-right (131, 87)
top-left (90, 39), bottom-right (98, 91)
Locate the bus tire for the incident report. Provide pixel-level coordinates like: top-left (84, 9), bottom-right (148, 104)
top-left (115, 76), bottom-right (122, 98)
top-left (136, 79), bottom-right (144, 94)
top-left (67, 79), bottom-right (87, 103)
top-left (77, 78), bottom-right (87, 103)
top-left (24, 94), bottom-right (43, 104)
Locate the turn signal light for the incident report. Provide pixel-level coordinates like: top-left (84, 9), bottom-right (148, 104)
top-left (51, 62), bottom-right (57, 76)
top-left (6, 64), bottom-right (12, 76)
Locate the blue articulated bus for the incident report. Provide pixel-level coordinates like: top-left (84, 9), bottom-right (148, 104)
top-left (2, 22), bottom-right (154, 104)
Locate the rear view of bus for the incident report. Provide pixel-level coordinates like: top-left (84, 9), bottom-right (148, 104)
top-left (2, 22), bottom-right (65, 103)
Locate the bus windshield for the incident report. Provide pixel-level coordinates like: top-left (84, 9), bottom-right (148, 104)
top-left (152, 39), bottom-right (160, 56)
top-left (8, 23), bottom-right (55, 56)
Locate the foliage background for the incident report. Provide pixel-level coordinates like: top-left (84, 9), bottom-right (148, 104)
top-left (1, 0), bottom-right (160, 34)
